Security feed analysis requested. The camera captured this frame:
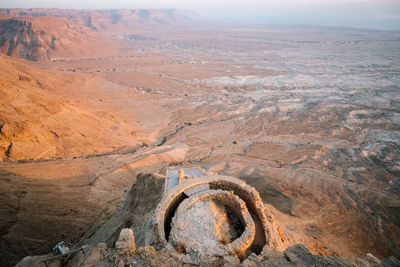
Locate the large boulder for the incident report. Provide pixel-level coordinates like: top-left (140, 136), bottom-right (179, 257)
top-left (115, 228), bottom-right (136, 257)
top-left (284, 244), bottom-right (315, 267)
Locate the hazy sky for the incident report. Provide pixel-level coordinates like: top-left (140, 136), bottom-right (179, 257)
top-left (2, 0), bottom-right (400, 29)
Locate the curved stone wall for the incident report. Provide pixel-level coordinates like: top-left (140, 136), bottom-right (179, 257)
top-left (153, 174), bottom-right (285, 263)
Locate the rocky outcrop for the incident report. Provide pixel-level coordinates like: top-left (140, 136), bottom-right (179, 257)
top-left (0, 19), bottom-right (44, 60)
top-left (76, 173), bottom-right (165, 248)
top-left (13, 172), bottom-right (400, 266)
top-left (0, 8), bottom-right (196, 60)
top-left (114, 228), bottom-right (137, 266)
top-left (12, 237), bottom-right (391, 266)
top-left (15, 230), bottom-right (400, 267)
top-left (0, 8), bottom-right (194, 30)
top-left (0, 13), bottom-right (126, 60)
top-left (115, 228), bottom-right (136, 257)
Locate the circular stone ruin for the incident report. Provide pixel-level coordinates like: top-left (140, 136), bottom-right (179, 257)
top-left (154, 173), bottom-right (284, 264)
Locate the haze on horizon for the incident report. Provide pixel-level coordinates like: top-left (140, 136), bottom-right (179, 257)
top-left (1, 0), bottom-right (400, 29)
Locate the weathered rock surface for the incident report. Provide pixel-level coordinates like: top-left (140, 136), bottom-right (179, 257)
top-left (14, 173), bottom-right (400, 267)
top-left (0, 16), bottom-right (119, 61)
top-left (0, 8), bottom-right (194, 61)
top-left (0, 53), bottom-right (142, 161)
top-left (15, 241), bottom-right (400, 267)
top-left (115, 228), bottom-right (136, 258)
top-left (170, 198), bottom-right (232, 260)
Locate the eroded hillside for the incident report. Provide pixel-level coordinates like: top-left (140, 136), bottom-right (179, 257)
top-left (0, 8), bottom-right (194, 60)
top-left (0, 8), bottom-right (399, 267)
top-left (0, 54), bottom-right (143, 161)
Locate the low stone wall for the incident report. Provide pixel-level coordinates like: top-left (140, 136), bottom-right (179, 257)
top-left (153, 174), bottom-right (285, 263)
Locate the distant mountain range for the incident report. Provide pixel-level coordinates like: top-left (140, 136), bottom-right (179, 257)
top-left (0, 8), bottom-right (196, 60)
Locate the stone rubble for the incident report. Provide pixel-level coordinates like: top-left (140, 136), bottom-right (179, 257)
top-left (14, 172), bottom-right (400, 267)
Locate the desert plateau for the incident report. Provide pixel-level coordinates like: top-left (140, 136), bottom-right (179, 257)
top-left (0, 6), bottom-right (399, 267)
